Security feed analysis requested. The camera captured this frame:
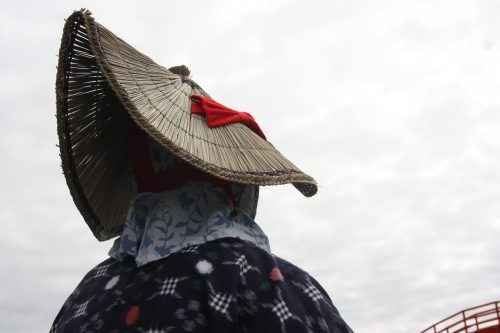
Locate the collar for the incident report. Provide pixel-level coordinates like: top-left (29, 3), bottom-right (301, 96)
top-left (109, 181), bottom-right (270, 266)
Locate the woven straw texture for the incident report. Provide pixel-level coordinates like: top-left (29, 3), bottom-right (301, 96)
top-left (56, 10), bottom-right (317, 240)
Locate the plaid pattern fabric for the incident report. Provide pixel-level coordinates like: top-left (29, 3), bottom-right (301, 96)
top-left (272, 300), bottom-right (293, 323)
top-left (91, 264), bottom-right (110, 279)
top-left (223, 254), bottom-right (261, 284)
top-left (304, 284), bottom-right (324, 302)
top-left (50, 238), bottom-right (353, 333)
top-left (160, 277), bottom-right (179, 296)
top-left (72, 301), bottom-right (89, 318)
top-left (179, 245), bottom-right (200, 254)
top-left (235, 255), bottom-right (251, 277)
top-left (208, 291), bottom-right (233, 314)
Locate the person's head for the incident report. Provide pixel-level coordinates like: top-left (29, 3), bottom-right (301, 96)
top-left (126, 122), bottom-right (259, 218)
top-left (55, 10), bottom-right (316, 241)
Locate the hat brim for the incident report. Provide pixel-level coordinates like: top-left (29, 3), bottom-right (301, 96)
top-left (56, 10), bottom-right (317, 240)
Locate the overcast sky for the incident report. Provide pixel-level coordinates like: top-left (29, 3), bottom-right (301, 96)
top-left (1, 0), bottom-right (500, 332)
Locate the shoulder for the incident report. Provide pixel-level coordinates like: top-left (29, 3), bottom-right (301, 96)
top-left (188, 238), bottom-right (354, 333)
top-left (51, 238), bottom-right (353, 333)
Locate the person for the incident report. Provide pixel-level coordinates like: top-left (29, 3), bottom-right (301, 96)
top-left (51, 9), bottom-right (353, 333)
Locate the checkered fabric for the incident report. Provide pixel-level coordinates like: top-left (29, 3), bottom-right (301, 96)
top-left (208, 291), bottom-right (233, 314)
top-left (92, 264), bottom-right (110, 278)
top-left (50, 238), bottom-right (353, 333)
top-left (72, 301), bottom-right (89, 318)
top-left (179, 245), bottom-right (199, 254)
top-left (272, 300), bottom-right (293, 323)
top-left (304, 284), bottom-right (324, 302)
top-left (160, 277), bottom-right (179, 296)
top-left (235, 255), bottom-right (251, 277)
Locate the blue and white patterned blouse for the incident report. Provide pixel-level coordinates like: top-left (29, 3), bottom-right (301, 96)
top-left (109, 137), bottom-right (270, 267)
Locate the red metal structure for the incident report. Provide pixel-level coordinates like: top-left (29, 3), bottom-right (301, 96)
top-left (421, 301), bottom-right (500, 333)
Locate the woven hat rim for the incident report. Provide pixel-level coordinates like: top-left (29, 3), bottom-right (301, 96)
top-left (63, 10), bottom-right (317, 186)
top-left (56, 10), bottom-right (318, 241)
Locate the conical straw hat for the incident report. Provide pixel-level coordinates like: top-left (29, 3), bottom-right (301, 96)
top-left (56, 9), bottom-right (317, 241)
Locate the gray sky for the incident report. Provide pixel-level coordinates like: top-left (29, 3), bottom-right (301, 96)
top-left (1, 0), bottom-right (500, 332)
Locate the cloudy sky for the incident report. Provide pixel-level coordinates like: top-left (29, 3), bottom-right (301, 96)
top-left (1, 0), bottom-right (500, 332)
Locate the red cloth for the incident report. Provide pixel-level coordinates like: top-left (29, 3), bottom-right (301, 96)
top-left (126, 124), bottom-right (236, 206)
top-left (191, 95), bottom-right (267, 140)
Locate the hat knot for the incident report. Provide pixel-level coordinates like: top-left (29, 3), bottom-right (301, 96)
top-left (168, 65), bottom-right (190, 77)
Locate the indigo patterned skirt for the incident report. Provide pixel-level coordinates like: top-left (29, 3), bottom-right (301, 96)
top-left (50, 238), bottom-right (353, 333)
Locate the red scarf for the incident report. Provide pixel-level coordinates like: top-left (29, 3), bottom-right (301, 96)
top-left (126, 124), bottom-right (236, 205)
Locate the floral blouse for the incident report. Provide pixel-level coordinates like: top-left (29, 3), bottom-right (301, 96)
top-left (109, 181), bottom-right (270, 266)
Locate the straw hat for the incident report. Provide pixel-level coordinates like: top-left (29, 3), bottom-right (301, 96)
top-left (56, 9), bottom-right (317, 241)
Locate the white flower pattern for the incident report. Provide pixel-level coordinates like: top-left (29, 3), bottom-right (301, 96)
top-left (109, 181), bottom-right (270, 266)
top-left (196, 260), bottom-right (214, 275)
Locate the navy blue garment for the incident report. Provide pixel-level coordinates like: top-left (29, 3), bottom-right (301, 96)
top-left (50, 238), bottom-right (353, 333)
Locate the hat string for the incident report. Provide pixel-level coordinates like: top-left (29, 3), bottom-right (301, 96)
top-left (126, 123), bottom-right (237, 206)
